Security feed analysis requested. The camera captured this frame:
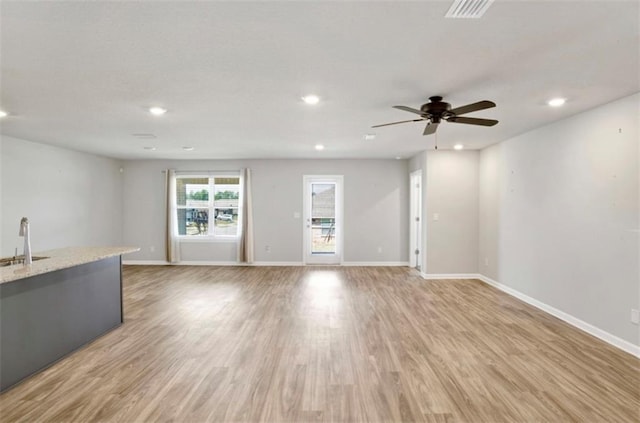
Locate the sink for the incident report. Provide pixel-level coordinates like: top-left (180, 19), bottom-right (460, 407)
top-left (0, 256), bottom-right (49, 267)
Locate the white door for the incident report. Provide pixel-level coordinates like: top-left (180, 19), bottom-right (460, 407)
top-left (303, 175), bottom-right (343, 264)
top-left (410, 170), bottom-right (422, 270)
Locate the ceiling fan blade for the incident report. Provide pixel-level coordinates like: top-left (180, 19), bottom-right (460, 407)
top-left (448, 116), bottom-right (498, 126)
top-left (423, 122), bottom-right (439, 135)
top-left (393, 105), bottom-right (425, 115)
top-left (449, 100), bottom-right (496, 116)
top-left (372, 118), bottom-right (425, 128)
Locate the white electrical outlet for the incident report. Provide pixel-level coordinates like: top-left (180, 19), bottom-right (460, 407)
top-left (631, 309), bottom-right (639, 325)
top-left (433, 213), bottom-right (439, 221)
top-left (265, 245), bottom-right (271, 253)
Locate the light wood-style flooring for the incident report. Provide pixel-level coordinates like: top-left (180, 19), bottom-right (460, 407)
top-left (1, 266), bottom-right (638, 422)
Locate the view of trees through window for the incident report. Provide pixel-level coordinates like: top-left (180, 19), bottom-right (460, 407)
top-left (185, 190), bottom-right (239, 201)
top-left (187, 189), bottom-right (208, 201)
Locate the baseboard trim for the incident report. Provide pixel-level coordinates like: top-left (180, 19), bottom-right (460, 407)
top-left (178, 261), bottom-right (240, 266)
top-left (421, 273), bottom-right (479, 280)
top-left (342, 261), bottom-right (410, 267)
top-left (123, 260), bottom-right (239, 266)
top-left (123, 260), bottom-right (171, 266)
top-left (476, 274), bottom-right (640, 359)
top-left (124, 260), bottom-right (410, 267)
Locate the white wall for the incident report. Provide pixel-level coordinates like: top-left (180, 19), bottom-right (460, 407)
top-left (425, 150), bottom-right (479, 275)
top-left (479, 93), bottom-right (640, 346)
top-left (479, 145), bottom-right (500, 279)
top-left (408, 150), bottom-right (480, 275)
top-left (0, 136), bottom-right (124, 256)
top-left (122, 159), bottom-right (409, 264)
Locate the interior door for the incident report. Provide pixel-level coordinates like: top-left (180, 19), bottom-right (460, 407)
top-left (303, 175), bottom-right (343, 264)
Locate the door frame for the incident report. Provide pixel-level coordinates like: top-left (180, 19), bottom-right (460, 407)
top-left (409, 170), bottom-right (422, 270)
top-left (303, 175), bottom-right (344, 265)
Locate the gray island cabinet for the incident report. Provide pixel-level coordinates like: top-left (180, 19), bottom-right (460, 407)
top-left (0, 246), bottom-right (138, 392)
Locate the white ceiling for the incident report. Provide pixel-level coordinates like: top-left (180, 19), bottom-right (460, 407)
top-left (1, 1), bottom-right (638, 160)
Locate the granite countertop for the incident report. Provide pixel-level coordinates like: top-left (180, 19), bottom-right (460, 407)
top-left (0, 246), bottom-right (140, 284)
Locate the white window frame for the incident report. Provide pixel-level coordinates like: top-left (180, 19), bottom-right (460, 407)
top-left (173, 171), bottom-right (243, 242)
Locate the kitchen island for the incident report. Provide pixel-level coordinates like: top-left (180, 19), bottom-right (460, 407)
top-left (0, 246), bottom-right (139, 392)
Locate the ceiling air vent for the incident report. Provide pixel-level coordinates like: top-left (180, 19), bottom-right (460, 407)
top-left (132, 133), bottom-right (157, 139)
top-left (445, 0), bottom-right (495, 19)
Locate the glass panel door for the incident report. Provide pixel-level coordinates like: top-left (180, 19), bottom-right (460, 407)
top-left (304, 176), bottom-right (343, 264)
top-left (311, 183), bottom-right (336, 255)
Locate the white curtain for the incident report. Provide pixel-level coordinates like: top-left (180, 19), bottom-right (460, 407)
top-left (238, 168), bottom-right (254, 263)
top-left (165, 169), bottom-right (181, 263)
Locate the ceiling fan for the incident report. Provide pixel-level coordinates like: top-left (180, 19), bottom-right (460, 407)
top-left (373, 96), bottom-right (498, 136)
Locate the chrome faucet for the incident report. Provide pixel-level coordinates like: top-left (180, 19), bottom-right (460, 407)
top-left (19, 217), bottom-right (32, 265)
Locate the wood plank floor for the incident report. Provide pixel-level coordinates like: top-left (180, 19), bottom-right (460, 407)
top-left (1, 266), bottom-right (638, 422)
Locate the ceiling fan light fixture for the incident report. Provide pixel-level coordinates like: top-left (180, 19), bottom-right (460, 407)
top-left (454, 144), bottom-right (464, 150)
top-left (547, 98), bottom-right (566, 107)
top-left (302, 95), bottom-right (320, 105)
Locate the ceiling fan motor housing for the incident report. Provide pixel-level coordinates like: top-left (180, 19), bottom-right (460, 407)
top-left (420, 96), bottom-right (453, 120)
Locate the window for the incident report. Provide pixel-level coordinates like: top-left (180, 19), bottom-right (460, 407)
top-left (174, 174), bottom-right (241, 239)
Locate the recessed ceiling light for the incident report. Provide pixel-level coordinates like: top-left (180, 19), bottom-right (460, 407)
top-left (0, 110), bottom-right (8, 118)
top-left (302, 95), bottom-right (320, 105)
top-left (364, 134), bottom-right (376, 141)
top-left (395, 156), bottom-right (402, 160)
top-left (143, 146), bottom-right (157, 151)
top-left (314, 144), bottom-right (325, 151)
top-left (454, 144), bottom-right (464, 150)
top-left (547, 98), bottom-right (566, 107)
top-left (149, 107), bottom-right (167, 116)
top-left (182, 146), bottom-right (194, 151)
